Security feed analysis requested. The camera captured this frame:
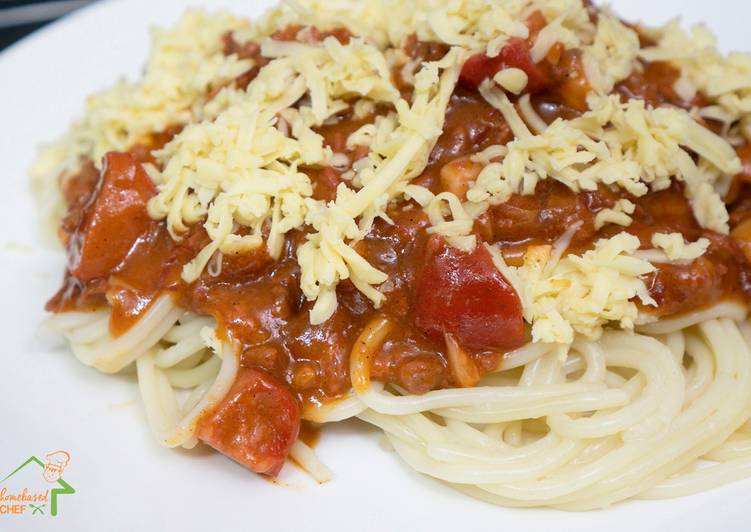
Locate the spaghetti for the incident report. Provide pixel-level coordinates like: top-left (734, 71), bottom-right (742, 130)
top-left (34, 0), bottom-right (751, 509)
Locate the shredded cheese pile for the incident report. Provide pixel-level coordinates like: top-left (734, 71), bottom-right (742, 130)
top-left (241, 0), bottom-right (595, 57)
top-left (468, 87), bottom-right (740, 234)
top-left (299, 50), bottom-right (463, 323)
top-left (487, 233), bottom-right (657, 344)
top-left (581, 12), bottom-right (640, 94)
top-left (641, 21), bottom-right (751, 139)
top-left (147, 36), bottom-right (400, 284)
top-left (486, 230), bottom-right (711, 344)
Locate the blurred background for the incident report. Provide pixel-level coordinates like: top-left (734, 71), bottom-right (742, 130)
top-left (0, 0), bottom-right (95, 50)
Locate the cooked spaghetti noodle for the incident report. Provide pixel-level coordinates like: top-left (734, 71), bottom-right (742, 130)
top-left (34, 0), bottom-right (751, 509)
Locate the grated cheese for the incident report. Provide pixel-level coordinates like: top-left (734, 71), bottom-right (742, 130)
top-left (237, 0), bottom-right (596, 59)
top-left (529, 7), bottom-right (592, 63)
top-left (581, 12), bottom-right (640, 95)
top-left (469, 144), bottom-right (509, 165)
top-left (494, 68), bottom-right (529, 95)
top-left (404, 185), bottom-right (478, 252)
top-left (650, 233), bottom-right (710, 262)
top-left (640, 20), bottom-right (751, 139)
top-left (346, 113), bottom-right (399, 154)
top-left (594, 199), bottom-right (635, 231)
top-left (486, 233), bottom-right (657, 345)
top-left (468, 88), bottom-right (741, 234)
top-left (299, 49), bottom-right (464, 323)
top-left (147, 37), bottom-right (401, 283)
top-left (518, 94), bottom-right (548, 134)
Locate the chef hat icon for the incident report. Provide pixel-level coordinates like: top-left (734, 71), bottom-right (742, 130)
top-left (43, 451), bottom-right (70, 483)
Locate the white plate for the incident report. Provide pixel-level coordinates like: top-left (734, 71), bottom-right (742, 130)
top-left (1, 1), bottom-right (750, 530)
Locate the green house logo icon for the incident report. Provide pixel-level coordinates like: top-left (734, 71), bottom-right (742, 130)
top-left (1, 455), bottom-right (75, 517)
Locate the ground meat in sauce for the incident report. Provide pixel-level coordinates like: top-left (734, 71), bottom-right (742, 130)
top-left (48, 25), bottom-right (751, 413)
top-left (415, 87), bottom-right (513, 191)
top-left (615, 60), bottom-right (706, 110)
top-left (627, 184), bottom-right (751, 316)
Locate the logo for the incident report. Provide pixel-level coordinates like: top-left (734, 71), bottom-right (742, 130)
top-left (0, 451), bottom-right (75, 517)
top-left (42, 451), bottom-right (70, 483)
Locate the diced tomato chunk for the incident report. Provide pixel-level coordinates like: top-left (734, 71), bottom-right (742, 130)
top-left (68, 152), bottom-right (156, 281)
top-left (415, 236), bottom-right (525, 351)
top-left (459, 38), bottom-right (553, 93)
top-left (459, 53), bottom-right (505, 89)
top-left (197, 368), bottom-right (301, 477)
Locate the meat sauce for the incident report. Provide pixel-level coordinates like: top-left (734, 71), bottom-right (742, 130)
top-left (46, 23), bottom-right (751, 475)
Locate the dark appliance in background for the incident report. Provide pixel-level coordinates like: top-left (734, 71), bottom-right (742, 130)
top-left (0, 0), bottom-right (95, 50)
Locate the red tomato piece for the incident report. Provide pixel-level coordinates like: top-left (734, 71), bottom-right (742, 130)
top-left (197, 368), bottom-right (301, 477)
top-left (459, 38), bottom-right (553, 93)
top-left (415, 237), bottom-right (525, 351)
top-left (68, 152), bottom-right (156, 282)
top-left (459, 53), bottom-right (505, 89)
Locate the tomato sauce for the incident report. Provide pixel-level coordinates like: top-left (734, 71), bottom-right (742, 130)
top-left (615, 60), bottom-right (706, 110)
top-left (45, 21), bottom-right (751, 475)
